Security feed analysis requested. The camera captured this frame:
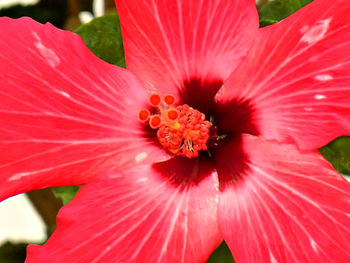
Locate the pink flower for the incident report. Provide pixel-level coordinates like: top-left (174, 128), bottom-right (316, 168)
top-left (0, 0), bottom-right (350, 262)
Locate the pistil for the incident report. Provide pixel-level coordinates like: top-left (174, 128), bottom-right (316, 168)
top-left (138, 94), bottom-right (211, 158)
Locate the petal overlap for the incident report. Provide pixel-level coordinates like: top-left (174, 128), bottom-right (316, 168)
top-left (115, 0), bottom-right (259, 96)
top-left (218, 134), bottom-right (350, 262)
top-left (0, 18), bottom-right (168, 201)
top-left (219, 0), bottom-right (350, 149)
top-left (27, 165), bottom-right (221, 263)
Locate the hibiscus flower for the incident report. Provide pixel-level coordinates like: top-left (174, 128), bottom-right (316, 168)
top-left (0, 0), bottom-right (350, 262)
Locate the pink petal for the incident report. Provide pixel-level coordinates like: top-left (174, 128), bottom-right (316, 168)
top-left (218, 134), bottom-right (350, 262)
top-left (0, 18), bottom-right (168, 201)
top-left (115, 0), bottom-right (259, 96)
top-left (27, 164), bottom-right (221, 262)
top-left (219, 0), bottom-right (350, 149)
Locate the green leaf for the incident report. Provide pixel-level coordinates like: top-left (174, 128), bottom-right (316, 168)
top-left (207, 242), bottom-right (235, 263)
top-left (259, 18), bottom-right (279, 28)
top-left (320, 137), bottom-right (350, 176)
top-left (51, 186), bottom-right (80, 205)
top-left (258, 0), bottom-right (313, 27)
top-left (74, 13), bottom-right (125, 67)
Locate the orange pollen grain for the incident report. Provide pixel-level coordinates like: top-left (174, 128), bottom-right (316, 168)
top-left (167, 109), bottom-right (178, 120)
top-left (138, 109), bottom-right (150, 121)
top-left (164, 94), bottom-right (176, 105)
top-left (149, 93), bottom-right (161, 106)
top-left (149, 115), bottom-right (162, 129)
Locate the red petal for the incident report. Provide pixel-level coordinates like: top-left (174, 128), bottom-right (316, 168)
top-left (219, 1), bottom-right (350, 149)
top-left (0, 18), bottom-right (168, 201)
top-left (218, 135), bottom-right (350, 262)
top-left (115, 0), bottom-right (258, 96)
top-left (27, 164), bottom-right (221, 262)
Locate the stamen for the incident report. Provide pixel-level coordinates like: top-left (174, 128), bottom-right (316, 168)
top-left (164, 94), bottom-right (176, 106)
top-left (139, 93), bottom-right (211, 158)
top-left (167, 109), bottom-right (178, 121)
top-left (149, 115), bottom-right (162, 129)
top-left (149, 93), bottom-right (161, 107)
top-left (138, 109), bottom-right (150, 121)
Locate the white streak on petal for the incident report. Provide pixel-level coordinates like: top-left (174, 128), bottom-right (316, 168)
top-left (304, 107), bottom-right (313, 111)
top-left (32, 32), bottom-right (60, 67)
top-left (269, 250), bottom-right (278, 263)
top-left (310, 238), bottom-right (318, 253)
top-left (135, 152), bottom-right (148, 162)
top-left (314, 94), bottom-right (327, 100)
top-left (300, 18), bottom-right (331, 45)
top-left (8, 172), bottom-right (32, 181)
top-left (59, 91), bottom-right (71, 98)
top-left (315, 74), bottom-right (333, 81)
top-left (136, 177), bottom-right (148, 183)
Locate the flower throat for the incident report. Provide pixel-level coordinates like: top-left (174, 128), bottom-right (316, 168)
top-left (138, 94), bottom-right (211, 158)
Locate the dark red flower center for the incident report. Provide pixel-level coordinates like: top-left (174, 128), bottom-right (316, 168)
top-left (139, 79), bottom-right (259, 190)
